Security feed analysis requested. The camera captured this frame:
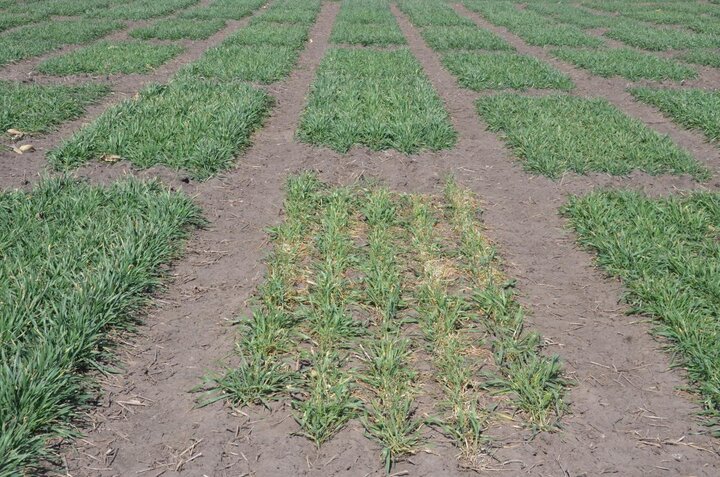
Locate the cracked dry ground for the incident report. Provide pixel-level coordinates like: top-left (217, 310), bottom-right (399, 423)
top-left (2, 0), bottom-right (720, 476)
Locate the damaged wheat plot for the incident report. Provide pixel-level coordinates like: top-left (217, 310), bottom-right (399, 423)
top-left (205, 173), bottom-right (565, 471)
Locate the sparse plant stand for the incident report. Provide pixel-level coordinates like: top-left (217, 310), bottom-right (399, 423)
top-left (206, 173), bottom-right (566, 471)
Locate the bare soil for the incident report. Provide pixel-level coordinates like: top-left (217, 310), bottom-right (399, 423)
top-left (2, 1), bottom-right (719, 476)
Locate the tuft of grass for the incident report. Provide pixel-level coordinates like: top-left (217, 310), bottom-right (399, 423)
top-left (0, 80), bottom-right (109, 133)
top-left (0, 177), bottom-right (202, 476)
top-left (179, 44), bottom-right (300, 83)
top-left (476, 93), bottom-right (708, 179)
top-left (420, 25), bottom-right (513, 51)
top-left (88, 0), bottom-right (199, 20)
top-left (207, 306), bottom-right (300, 407)
top-left (180, 0), bottom-right (266, 20)
top-left (301, 187), bottom-right (362, 347)
top-left (605, 22), bottom-right (720, 51)
top-left (629, 87), bottom-right (720, 144)
top-left (360, 334), bottom-right (423, 471)
top-left (298, 48), bottom-right (456, 153)
top-left (409, 199), bottom-right (491, 465)
top-left (506, 23), bottom-right (604, 48)
top-left (680, 49), bottom-right (720, 69)
top-left (585, 0), bottom-right (720, 18)
top-left (294, 351), bottom-right (360, 446)
top-left (0, 19), bottom-right (124, 67)
top-left (622, 8), bottom-right (704, 26)
top-left (251, 8), bottom-right (319, 25)
top-left (37, 41), bottom-right (184, 76)
top-left (551, 47), bottom-right (698, 81)
top-left (292, 187), bottom-right (363, 444)
top-left (130, 18), bottom-right (226, 40)
top-left (441, 51), bottom-right (573, 91)
top-left (473, 285), bottom-right (565, 428)
top-left (360, 188), bottom-right (403, 324)
top-left (48, 79), bottom-right (272, 179)
top-left (357, 187), bottom-right (423, 471)
top-left (331, 21), bottom-right (406, 46)
top-left (562, 190), bottom-right (720, 433)
top-left (685, 17), bottom-right (720, 36)
top-left (211, 352), bottom-right (296, 407)
top-left (402, 178), bottom-right (565, 467)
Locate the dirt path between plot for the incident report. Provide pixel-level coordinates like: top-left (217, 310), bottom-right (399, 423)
top-left (27, 1), bottom-right (720, 476)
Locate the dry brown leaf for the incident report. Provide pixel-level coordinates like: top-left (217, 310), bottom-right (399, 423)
top-left (12, 144), bottom-right (35, 154)
top-left (101, 154), bottom-right (122, 163)
top-left (7, 128), bottom-right (25, 139)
